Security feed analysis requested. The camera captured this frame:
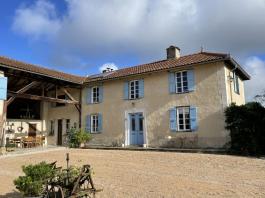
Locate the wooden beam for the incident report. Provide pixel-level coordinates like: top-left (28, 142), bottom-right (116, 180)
top-left (7, 81), bottom-right (39, 106)
top-left (61, 88), bottom-right (78, 103)
top-left (7, 91), bottom-right (79, 104)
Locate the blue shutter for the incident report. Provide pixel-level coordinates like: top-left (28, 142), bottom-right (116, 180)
top-left (168, 72), bottom-right (176, 93)
top-left (98, 113), bottom-right (102, 132)
top-left (86, 87), bottom-right (91, 104)
top-left (169, 108), bottom-right (177, 131)
top-left (99, 86), bottom-right (103, 103)
top-left (85, 114), bottom-right (91, 132)
top-left (0, 77), bottom-right (7, 100)
top-left (139, 79), bottom-right (144, 98)
top-left (123, 81), bottom-right (129, 100)
top-left (190, 106), bottom-right (198, 131)
top-left (187, 70), bottom-right (195, 91)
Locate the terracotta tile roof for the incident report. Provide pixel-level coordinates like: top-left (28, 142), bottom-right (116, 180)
top-left (85, 52), bottom-right (232, 83)
top-left (0, 56), bottom-right (85, 84)
top-left (0, 51), bottom-right (250, 85)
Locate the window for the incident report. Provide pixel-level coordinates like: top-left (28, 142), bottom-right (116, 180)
top-left (233, 72), bottom-right (240, 94)
top-left (91, 86), bottom-right (99, 103)
top-left (176, 107), bottom-right (190, 131)
top-left (49, 120), bottom-right (54, 136)
top-left (129, 80), bottom-right (139, 99)
top-left (66, 119), bottom-right (70, 132)
top-left (91, 114), bottom-right (99, 133)
top-left (176, 71), bottom-right (188, 93)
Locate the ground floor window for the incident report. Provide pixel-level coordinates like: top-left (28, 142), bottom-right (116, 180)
top-left (49, 120), bottom-right (54, 136)
top-left (91, 114), bottom-right (99, 133)
top-left (176, 107), bottom-right (190, 131)
top-left (66, 119), bottom-right (70, 132)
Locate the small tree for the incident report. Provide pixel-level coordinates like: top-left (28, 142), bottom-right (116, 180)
top-left (255, 90), bottom-right (265, 106)
top-left (14, 162), bottom-right (56, 197)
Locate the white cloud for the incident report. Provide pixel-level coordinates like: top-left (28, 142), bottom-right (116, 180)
top-left (99, 63), bottom-right (118, 73)
top-left (244, 57), bottom-right (265, 101)
top-left (12, 0), bottom-right (61, 39)
top-left (12, 0), bottom-right (265, 78)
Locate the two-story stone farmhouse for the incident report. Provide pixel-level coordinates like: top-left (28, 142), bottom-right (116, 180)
top-left (0, 46), bottom-right (250, 149)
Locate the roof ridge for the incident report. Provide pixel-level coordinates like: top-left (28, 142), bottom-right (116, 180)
top-left (87, 52), bottom-right (210, 78)
top-left (200, 51), bottom-right (229, 57)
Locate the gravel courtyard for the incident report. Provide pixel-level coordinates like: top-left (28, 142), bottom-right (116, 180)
top-left (0, 148), bottom-right (264, 198)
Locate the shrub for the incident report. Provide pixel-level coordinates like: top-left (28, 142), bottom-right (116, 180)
top-left (14, 162), bottom-right (56, 197)
top-left (67, 128), bottom-right (91, 148)
top-left (225, 102), bottom-right (265, 155)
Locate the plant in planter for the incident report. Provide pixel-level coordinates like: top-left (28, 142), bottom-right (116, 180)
top-left (14, 162), bottom-right (56, 197)
top-left (67, 128), bottom-right (91, 148)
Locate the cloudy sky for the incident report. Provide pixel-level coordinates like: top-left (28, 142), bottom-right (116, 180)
top-left (0, 0), bottom-right (265, 101)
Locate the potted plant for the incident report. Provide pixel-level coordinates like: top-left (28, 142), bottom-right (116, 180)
top-left (67, 128), bottom-right (91, 148)
top-left (14, 162), bottom-right (55, 197)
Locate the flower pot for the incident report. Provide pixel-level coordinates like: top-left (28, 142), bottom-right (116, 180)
top-left (79, 142), bottom-right (85, 148)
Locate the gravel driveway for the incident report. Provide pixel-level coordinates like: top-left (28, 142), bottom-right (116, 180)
top-left (0, 148), bottom-right (264, 198)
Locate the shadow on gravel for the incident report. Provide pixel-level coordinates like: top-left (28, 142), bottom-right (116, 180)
top-left (0, 191), bottom-right (21, 198)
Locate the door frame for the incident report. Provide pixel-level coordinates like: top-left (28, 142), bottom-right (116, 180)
top-left (124, 109), bottom-right (147, 147)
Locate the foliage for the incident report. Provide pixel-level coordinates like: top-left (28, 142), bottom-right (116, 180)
top-left (58, 166), bottom-right (81, 184)
top-left (255, 90), bottom-right (265, 106)
top-left (67, 128), bottom-right (91, 148)
top-left (225, 102), bottom-right (265, 155)
top-left (14, 162), bottom-right (56, 197)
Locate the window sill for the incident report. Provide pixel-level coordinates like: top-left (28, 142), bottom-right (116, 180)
top-left (90, 132), bottom-right (101, 134)
top-left (175, 90), bottom-right (193, 94)
top-left (128, 97), bottom-right (143, 100)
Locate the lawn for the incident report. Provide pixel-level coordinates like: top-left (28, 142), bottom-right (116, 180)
top-left (0, 148), bottom-right (264, 197)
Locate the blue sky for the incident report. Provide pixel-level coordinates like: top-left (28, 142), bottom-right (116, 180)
top-left (1, 0), bottom-right (265, 100)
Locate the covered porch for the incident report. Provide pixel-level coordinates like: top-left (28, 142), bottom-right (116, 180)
top-left (0, 56), bottom-right (83, 152)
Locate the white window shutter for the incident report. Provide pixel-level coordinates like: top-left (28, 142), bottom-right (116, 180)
top-left (190, 106), bottom-right (198, 131)
top-left (187, 70), bottom-right (195, 91)
top-left (169, 108), bottom-right (177, 131)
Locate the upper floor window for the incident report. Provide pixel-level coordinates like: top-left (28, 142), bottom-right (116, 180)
top-left (124, 79), bottom-right (144, 100)
top-left (176, 71), bottom-right (188, 93)
top-left (129, 80), bottom-right (139, 99)
top-left (86, 86), bottom-right (103, 104)
top-left (92, 86), bottom-right (99, 103)
top-left (233, 72), bottom-right (240, 94)
top-left (169, 70), bottom-right (195, 94)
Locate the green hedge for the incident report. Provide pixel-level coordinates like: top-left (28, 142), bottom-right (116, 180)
top-left (225, 102), bottom-right (265, 155)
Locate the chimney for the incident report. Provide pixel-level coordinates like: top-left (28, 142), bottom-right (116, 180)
top-left (166, 45), bottom-right (180, 59)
